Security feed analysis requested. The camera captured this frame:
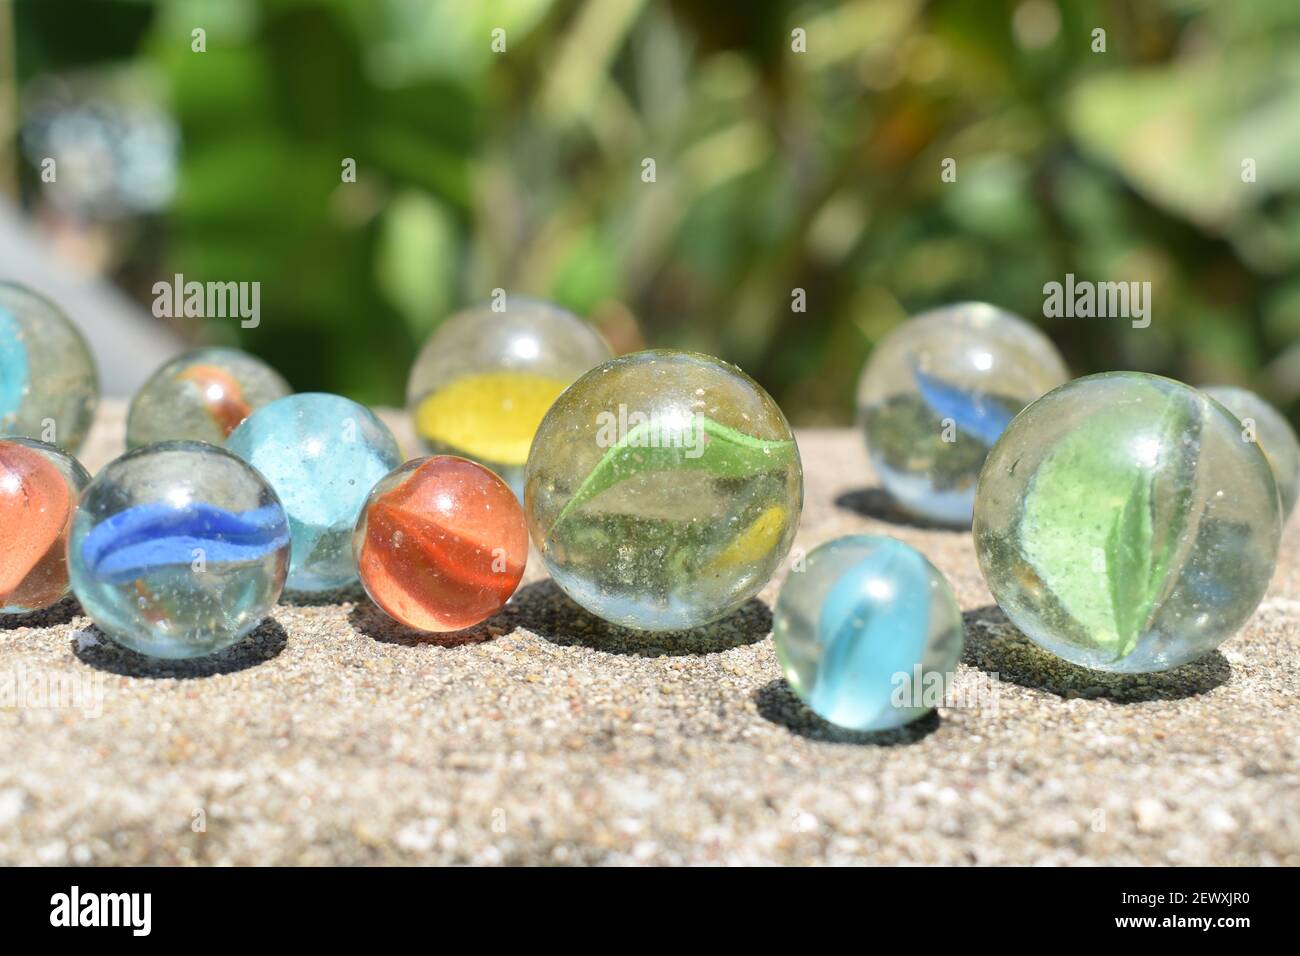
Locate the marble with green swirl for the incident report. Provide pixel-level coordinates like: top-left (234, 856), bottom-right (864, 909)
top-left (974, 372), bottom-right (1282, 673)
top-left (524, 350), bottom-right (804, 631)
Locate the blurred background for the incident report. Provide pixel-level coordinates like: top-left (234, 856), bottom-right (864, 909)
top-left (3, 0), bottom-right (1300, 423)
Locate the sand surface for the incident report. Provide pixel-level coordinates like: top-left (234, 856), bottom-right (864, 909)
top-left (0, 402), bottom-right (1296, 865)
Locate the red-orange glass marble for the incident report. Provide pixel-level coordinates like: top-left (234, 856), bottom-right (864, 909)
top-left (353, 456), bottom-right (528, 632)
top-left (0, 438), bottom-right (91, 613)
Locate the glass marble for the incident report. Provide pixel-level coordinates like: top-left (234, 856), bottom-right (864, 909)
top-left (1203, 385), bottom-right (1300, 520)
top-left (974, 372), bottom-right (1281, 674)
top-left (127, 347), bottom-right (291, 449)
top-left (0, 282), bottom-right (99, 453)
top-left (354, 456), bottom-right (528, 632)
top-left (856, 302), bottom-right (1068, 526)
top-left (773, 535), bottom-right (963, 731)
top-left (68, 442), bottom-right (290, 658)
top-left (0, 438), bottom-right (91, 613)
top-left (525, 349), bottom-right (804, 630)
top-left (227, 393), bottom-right (402, 592)
top-left (406, 297), bottom-right (613, 495)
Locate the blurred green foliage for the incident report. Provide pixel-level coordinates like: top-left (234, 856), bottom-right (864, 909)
top-left (13, 0), bottom-right (1300, 422)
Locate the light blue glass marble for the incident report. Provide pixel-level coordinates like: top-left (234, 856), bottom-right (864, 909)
top-left (226, 393), bottom-right (402, 592)
top-left (68, 442), bottom-right (290, 659)
top-left (0, 282), bottom-right (99, 453)
top-left (772, 535), bottom-right (963, 731)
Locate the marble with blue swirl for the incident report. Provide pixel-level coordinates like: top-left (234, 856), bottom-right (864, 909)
top-left (856, 305), bottom-right (1070, 527)
top-left (910, 363), bottom-right (1018, 447)
top-left (68, 442), bottom-right (291, 660)
top-left (80, 502), bottom-right (290, 585)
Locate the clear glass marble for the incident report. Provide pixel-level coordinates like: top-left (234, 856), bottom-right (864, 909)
top-left (773, 535), bottom-right (963, 731)
top-left (856, 302), bottom-right (1067, 525)
top-left (68, 442), bottom-right (290, 658)
top-left (0, 282), bottom-right (99, 453)
top-left (1203, 385), bottom-right (1300, 520)
top-left (406, 296), bottom-right (613, 495)
top-left (127, 347), bottom-right (291, 449)
top-left (226, 393), bottom-right (402, 592)
top-left (974, 372), bottom-right (1282, 673)
top-left (0, 438), bottom-right (91, 613)
top-left (525, 349), bottom-right (803, 630)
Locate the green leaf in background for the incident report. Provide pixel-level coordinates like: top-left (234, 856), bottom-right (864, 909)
top-left (340, 0), bottom-right (557, 85)
top-left (553, 417), bottom-right (796, 530)
top-left (1067, 52), bottom-right (1300, 232)
top-left (547, 226), bottom-right (621, 318)
top-left (375, 190), bottom-right (457, 342)
top-left (16, 0), bottom-right (1300, 421)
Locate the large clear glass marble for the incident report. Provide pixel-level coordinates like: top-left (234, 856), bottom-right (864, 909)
top-left (0, 438), bottom-right (91, 613)
top-left (127, 347), bottom-right (291, 449)
top-left (406, 296), bottom-right (613, 495)
top-left (525, 349), bottom-right (803, 630)
top-left (773, 535), bottom-right (963, 731)
top-left (227, 393), bottom-right (402, 592)
top-left (1202, 385), bottom-right (1300, 520)
top-left (354, 455), bottom-right (528, 632)
top-left (0, 282), bottom-right (99, 453)
top-left (974, 372), bottom-right (1282, 674)
top-left (856, 302), bottom-right (1067, 526)
top-left (68, 442), bottom-right (290, 658)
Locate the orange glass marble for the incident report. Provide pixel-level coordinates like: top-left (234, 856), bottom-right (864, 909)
top-left (0, 438), bottom-right (91, 613)
top-left (353, 456), bottom-right (528, 632)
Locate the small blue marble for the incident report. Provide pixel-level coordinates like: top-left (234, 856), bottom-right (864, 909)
top-left (226, 393), bottom-right (402, 592)
top-left (68, 442), bottom-right (290, 659)
top-left (772, 535), bottom-right (963, 731)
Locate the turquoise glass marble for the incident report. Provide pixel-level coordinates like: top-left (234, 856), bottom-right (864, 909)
top-left (525, 350), bottom-right (803, 630)
top-left (127, 347), bottom-right (291, 449)
top-left (856, 303), bottom-right (1067, 526)
top-left (1203, 385), bottom-right (1300, 520)
top-left (773, 536), bottom-right (963, 731)
top-left (975, 373), bottom-right (1282, 673)
top-left (68, 442), bottom-right (290, 658)
top-left (0, 282), bottom-right (99, 453)
top-left (226, 393), bottom-right (402, 592)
